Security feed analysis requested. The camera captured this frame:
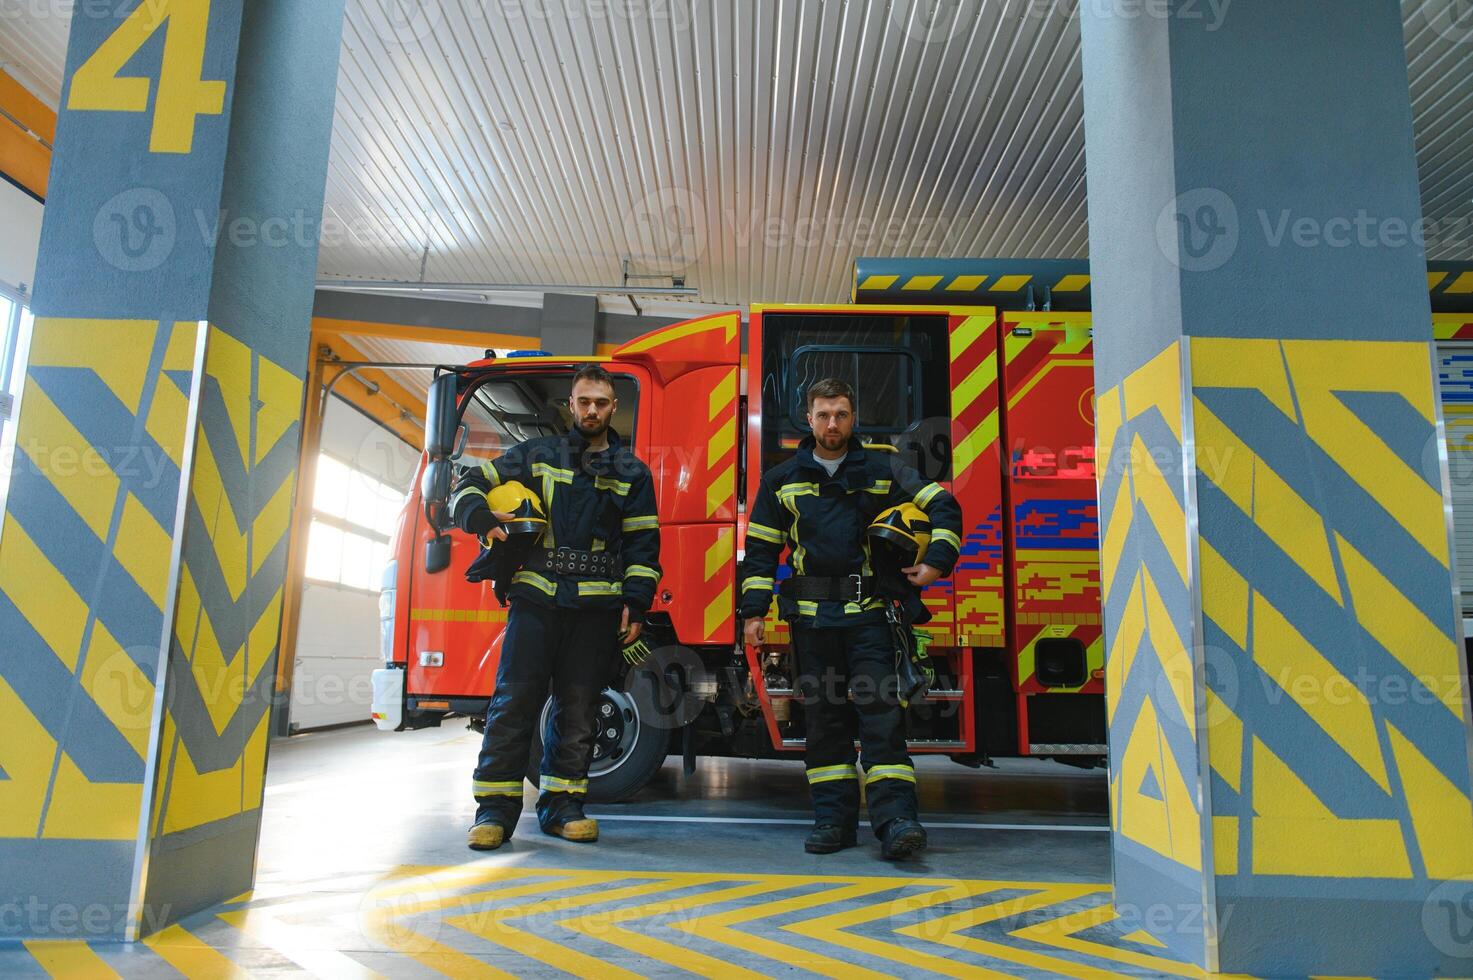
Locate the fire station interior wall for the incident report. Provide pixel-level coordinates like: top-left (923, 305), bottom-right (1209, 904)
top-left (288, 395), bottom-right (417, 731)
top-left (0, 178), bottom-right (42, 292)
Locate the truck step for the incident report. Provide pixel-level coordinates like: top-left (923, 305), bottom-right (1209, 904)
top-left (765, 688), bottom-right (965, 701)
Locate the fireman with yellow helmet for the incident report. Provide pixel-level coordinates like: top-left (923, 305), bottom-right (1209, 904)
top-left (738, 378), bottom-right (962, 860)
top-left (449, 364), bottom-right (661, 851)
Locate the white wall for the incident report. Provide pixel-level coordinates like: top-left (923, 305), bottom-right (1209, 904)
top-left (0, 178), bottom-right (43, 293)
top-left (287, 396), bottom-right (419, 731)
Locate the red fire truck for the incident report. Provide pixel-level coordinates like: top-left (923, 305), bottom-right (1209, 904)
top-left (372, 259), bottom-right (1107, 800)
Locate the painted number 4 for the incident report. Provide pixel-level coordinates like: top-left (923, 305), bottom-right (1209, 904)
top-left (68, 0), bottom-right (226, 154)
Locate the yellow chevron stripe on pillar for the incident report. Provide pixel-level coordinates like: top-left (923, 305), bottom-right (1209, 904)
top-left (1282, 340), bottom-right (1449, 565)
top-left (1250, 737), bottom-right (1410, 878)
top-left (1386, 722), bottom-right (1473, 880)
top-left (147, 326), bottom-right (305, 839)
top-left (0, 677), bottom-right (56, 837)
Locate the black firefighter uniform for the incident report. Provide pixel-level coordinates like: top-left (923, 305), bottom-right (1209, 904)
top-left (449, 426), bottom-right (661, 834)
top-left (737, 435), bottom-right (961, 835)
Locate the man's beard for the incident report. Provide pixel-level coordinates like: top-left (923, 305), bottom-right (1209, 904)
top-left (577, 416), bottom-right (610, 439)
top-left (819, 431), bottom-right (846, 449)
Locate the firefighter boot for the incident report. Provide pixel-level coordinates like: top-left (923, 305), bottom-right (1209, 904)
top-left (879, 818), bottom-right (928, 860)
top-left (541, 797), bottom-right (599, 842)
top-left (805, 824), bottom-right (859, 854)
top-left (467, 812), bottom-right (510, 851)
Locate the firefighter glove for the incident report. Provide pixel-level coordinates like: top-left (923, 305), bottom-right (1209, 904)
top-left (910, 628), bottom-right (936, 688)
top-left (465, 506), bottom-right (502, 540)
top-left (621, 633), bottom-right (651, 666)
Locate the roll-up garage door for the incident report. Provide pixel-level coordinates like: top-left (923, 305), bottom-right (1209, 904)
top-left (1437, 344), bottom-right (1473, 612)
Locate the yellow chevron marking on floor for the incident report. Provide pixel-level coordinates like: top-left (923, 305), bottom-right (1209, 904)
top-left (362, 869), bottom-right (600, 980)
top-left (216, 907), bottom-right (385, 979)
top-left (1007, 901), bottom-right (1199, 976)
top-left (559, 878), bottom-right (797, 978)
top-left (673, 879), bottom-right (901, 979)
top-left (22, 940), bottom-right (122, 979)
top-left (896, 883), bottom-right (1118, 979)
top-left (79, 869), bottom-right (1214, 979)
top-left (785, 879), bottom-right (1017, 979)
top-left (446, 873), bottom-right (679, 980)
top-left (142, 923), bottom-right (252, 980)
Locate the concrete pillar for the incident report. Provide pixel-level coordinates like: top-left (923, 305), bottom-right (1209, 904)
top-left (540, 292), bottom-right (598, 355)
top-left (0, 0), bottom-right (345, 940)
top-left (1082, 1), bottom-right (1473, 974)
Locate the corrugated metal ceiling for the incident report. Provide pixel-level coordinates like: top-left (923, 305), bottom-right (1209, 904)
top-left (2, 0), bottom-right (1470, 308)
top-left (336, 333), bottom-right (489, 403)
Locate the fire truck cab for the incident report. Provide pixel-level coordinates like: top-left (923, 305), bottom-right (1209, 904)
top-left (373, 263), bottom-right (1106, 801)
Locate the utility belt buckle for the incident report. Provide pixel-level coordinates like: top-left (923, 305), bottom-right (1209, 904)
top-left (849, 573), bottom-right (868, 605)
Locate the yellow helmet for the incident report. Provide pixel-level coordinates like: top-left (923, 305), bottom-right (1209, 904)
top-left (867, 502), bottom-right (931, 567)
top-left (485, 481), bottom-right (548, 538)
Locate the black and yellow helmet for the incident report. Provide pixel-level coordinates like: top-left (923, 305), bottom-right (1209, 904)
top-left (867, 503), bottom-right (931, 567)
top-left (486, 481), bottom-right (548, 538)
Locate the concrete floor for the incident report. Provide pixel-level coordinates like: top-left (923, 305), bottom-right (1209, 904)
top-left (1, 724), bottom-right (1199, 978)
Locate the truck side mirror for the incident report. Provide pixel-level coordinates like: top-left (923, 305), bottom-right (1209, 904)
top-left (422, 458), bottom-right (452, 519)
top-left (421, 458), bottom-right (454, 574)
top-left (425, 373), bottom-right (460, 460)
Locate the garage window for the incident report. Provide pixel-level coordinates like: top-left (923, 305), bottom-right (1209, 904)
top-left (305, 452), bottom-right (405, 591)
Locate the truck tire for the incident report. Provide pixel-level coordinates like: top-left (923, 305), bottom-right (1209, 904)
top-left (525, 686), bottom-right (671, 803)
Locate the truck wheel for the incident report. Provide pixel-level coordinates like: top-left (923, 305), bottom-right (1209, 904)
top-left (525, 686), bottom-right (670, 803)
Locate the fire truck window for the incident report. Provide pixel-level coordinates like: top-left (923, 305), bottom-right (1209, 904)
top-left (458, 372), bottom-right (639, 467)
top-left (790, 349), bottom-right (914, 432)
top-left (760, 314), bottom-right (951, 481)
